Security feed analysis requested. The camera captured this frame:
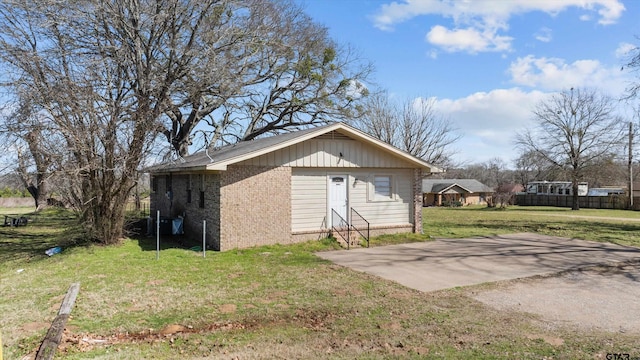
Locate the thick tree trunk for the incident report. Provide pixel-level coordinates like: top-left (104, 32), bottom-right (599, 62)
top-left (21, 177), bottom-right (48, 211)
top-left (82, 189), bottom-right (129, 245)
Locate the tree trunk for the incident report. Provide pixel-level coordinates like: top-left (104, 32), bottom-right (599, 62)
top-left (26, 185), bottom-right (48, 210)
top-left (82, 190), bottom-right (129, 245)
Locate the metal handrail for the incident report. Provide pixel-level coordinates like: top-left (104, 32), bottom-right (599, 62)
top-left (350, 208), bottom-right (370, 248)
top-left (330, 208), bottom-right (350, 249)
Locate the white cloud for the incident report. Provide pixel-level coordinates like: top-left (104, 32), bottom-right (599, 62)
top-left (616, 42), bottom-right (636, 59)
top-left (508, 55), bottom-right (628, 96)
top-left (534, 27), bottom-right (552, 43)
top-left (426, 25), bottom-right (512, 53)
top-left (593, 0), bottom-right (626, 25)
top-left (579, 14), bottom-right (592, 21)
top-left (373, 0), bottom-right (624, 30)
top-left (430, 88), bottom-right (548, 164)
top-left (372, 0), bottom-right (624, 53)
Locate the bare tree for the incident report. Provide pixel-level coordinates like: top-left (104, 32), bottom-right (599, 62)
top-left (624, 42), bottom-right (640, 100)
top-left (153, 0), bottom-right (371, 156)
top-left (354, 91), bottom-right (397, 144)
top-left (0, 0), bottom-right (369, 244)
top-left (515, 88), bottom-right (625, 210)
top-left (356, 91), bottom-right (460, 167)
top-left (444, 157), bottom-right (513, 189)
top-left (514, 150), bottom-right (555, 189)
top-left (1, 98), bottom-right (56, 209)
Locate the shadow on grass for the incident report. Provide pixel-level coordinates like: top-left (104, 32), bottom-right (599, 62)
top-left (132, 234), bottom-right (201, 252)
top-left (0, 212), bottom-right (92, 265)
top-left (124, 215), bottom-right (204, 252)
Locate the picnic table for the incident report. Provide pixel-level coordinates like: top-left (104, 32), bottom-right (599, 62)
top-left (3, 215), bottom-right (28, 227)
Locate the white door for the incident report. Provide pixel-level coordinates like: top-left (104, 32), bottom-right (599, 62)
top-left (329, 175), bottom-right (348, 227)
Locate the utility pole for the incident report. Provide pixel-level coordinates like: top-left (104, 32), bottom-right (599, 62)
top-left (629, 121), bottom-right (634, 209)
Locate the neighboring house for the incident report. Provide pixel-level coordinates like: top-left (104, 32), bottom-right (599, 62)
top-left (587, 187), bottom-right (625, 196)
top-left (526, 181), bottom-right (588, 196)
top-left (422, 179), bottom-right (494, 206)
top-left (145, 123), bottom-right (442, 251)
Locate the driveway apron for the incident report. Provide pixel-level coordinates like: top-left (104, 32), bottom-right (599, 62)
top-left (316, 233), bottom-right (640, 292)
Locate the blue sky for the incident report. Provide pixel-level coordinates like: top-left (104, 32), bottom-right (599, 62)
top-left (298, 0), bottom-right (640, 166)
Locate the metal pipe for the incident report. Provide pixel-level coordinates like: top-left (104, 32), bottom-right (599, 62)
top-left (203, 220), bottom-right (206, 258)
top-left (156, 210), bottom-right (160, 260)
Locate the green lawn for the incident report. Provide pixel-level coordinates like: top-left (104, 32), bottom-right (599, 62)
top-left (421, 205), bottom-right (640, 247)
top-left (1, 206), bottom-right (639, 359)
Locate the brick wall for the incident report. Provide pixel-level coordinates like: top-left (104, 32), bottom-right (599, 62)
top-left (149, 175), bottom-right (170, 216)
top-left (150, 165), bottom-right (420, 250)
top-left (220, 165), bottom-right (291, 251)
top-left (413, 168), bottom-right (423, 234)
top-left (150, 173), bottom-right (222, 250)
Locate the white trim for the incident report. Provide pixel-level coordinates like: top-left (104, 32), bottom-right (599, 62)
top-left (204, 123), bottom-right (442, 173)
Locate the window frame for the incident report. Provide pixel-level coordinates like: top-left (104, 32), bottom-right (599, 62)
top-left (199, 174), bottom-right (206, 208)
top-left (187, 174), bottom-right (192, 204)
top-left (368, 174), bottom-right (396, 202)
top-left (151, 176), bottom-right (157, 193)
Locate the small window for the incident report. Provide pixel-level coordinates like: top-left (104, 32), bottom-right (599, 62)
top-left (374, 176), bottom-right (392, 198)
top-left (187, 174), bottom-right (192, 204)
top-left (199, 191), bottom-right (205, 208)
top-left (369, 175), bottom-right (394, 202)
top-left (165, 175), bottom-right (173, 196)
top-left (151, 176), bottom-right (157, 193)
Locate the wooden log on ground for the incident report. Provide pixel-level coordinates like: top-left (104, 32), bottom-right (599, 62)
top-left (35, 283), bottom-right (80, 360)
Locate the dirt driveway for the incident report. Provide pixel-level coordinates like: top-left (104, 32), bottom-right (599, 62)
top-left (473, 263), bottom-right (640, 334)
top-left (317, 233), bottom-right (640, 333)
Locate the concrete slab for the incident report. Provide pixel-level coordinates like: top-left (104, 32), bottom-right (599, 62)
top-left (316, 233), bottom-right (640, 292)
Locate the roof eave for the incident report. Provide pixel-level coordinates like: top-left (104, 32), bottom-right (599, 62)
top-left (438, 183), bottom-right (473, 193)
top-left (147, 165), bottom-right (212, 174)
top-left (147, 122), bottom-right (446, 173)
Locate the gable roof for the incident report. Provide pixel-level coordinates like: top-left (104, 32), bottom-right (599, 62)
top-left (145, 122), bottom-right (443, 173)
top-left (422, 179), bottom-right (494, 194)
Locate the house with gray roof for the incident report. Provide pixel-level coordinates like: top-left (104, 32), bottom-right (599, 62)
top-left (146, 123), bottom-right (442, 251)
top-left (422, 179), bottom-right (494, 206)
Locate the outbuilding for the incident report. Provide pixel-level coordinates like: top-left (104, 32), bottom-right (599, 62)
top-left (146, 123), bottom-right (441, 251)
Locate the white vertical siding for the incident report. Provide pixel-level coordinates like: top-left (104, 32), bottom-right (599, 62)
top-left (348, 169), bottom-right (412, 225)
top-left (291, 169), bottom-right (328, 232)
top-left (291, 168), bottom-right (413, 232)
top-left (238, 139), bottom-right (414, 168)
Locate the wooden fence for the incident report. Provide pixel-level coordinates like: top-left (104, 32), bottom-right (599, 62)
top-left (515, 194), bottom-right (640, 210)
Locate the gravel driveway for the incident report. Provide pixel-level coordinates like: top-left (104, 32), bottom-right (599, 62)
top-left (473, 263), bottom-right (640, 334)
